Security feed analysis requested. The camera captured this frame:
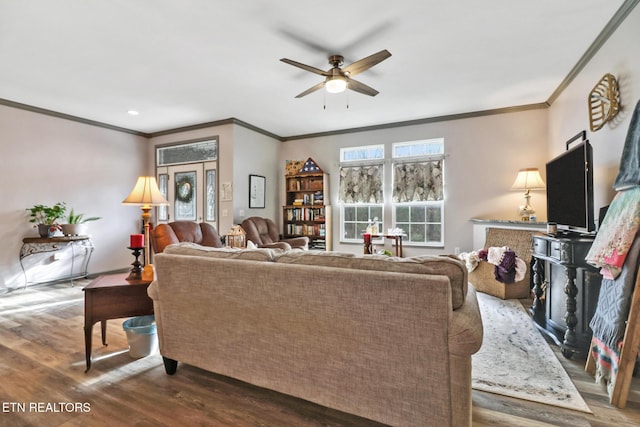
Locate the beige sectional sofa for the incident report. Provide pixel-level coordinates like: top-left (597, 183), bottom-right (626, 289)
top-left (149, 244), bottom-right (483, 427)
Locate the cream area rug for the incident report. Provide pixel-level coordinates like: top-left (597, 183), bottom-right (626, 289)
top-left (472, 292), bottom-right (592, 413)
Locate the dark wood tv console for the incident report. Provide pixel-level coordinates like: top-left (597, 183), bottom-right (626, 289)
top-left (530, 233), bottom-right (602, 358)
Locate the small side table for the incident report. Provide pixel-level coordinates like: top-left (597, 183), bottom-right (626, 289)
top-left (370, 234), bottom-right (405, 257)
top-left (83, 273), bottom-right (153, 372)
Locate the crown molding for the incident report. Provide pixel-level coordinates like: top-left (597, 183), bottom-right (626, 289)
top-left (148, 117), bottom-right (281, 141)
top-left (279, 103), bottom-right (549, 141)
top-left (0, 98), bottom-right (149, 137)
top-left (547, 0), bottom-right (639, 105)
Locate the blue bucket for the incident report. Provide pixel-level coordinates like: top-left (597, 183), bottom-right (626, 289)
top-left (122, 315), bottom-right (157, 358)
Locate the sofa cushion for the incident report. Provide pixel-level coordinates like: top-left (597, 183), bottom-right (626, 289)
top-left (163, 242), bottom-right (281, 262)
top-left (273, 250), bottom-right (356, 266)
top-left (275, 251), bottom-right (468, 309)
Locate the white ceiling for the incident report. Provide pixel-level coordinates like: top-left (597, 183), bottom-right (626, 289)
top-left (0, 1), bottom-right (628, 138)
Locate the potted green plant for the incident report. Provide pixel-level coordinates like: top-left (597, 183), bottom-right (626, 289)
top-left (26, 202), bottom-right (67, 237)
top-left (61, 208), bottom-right (101, 236)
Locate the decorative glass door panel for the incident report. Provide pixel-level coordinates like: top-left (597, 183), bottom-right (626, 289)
top-left (174, 169), bottom-right (198, 221)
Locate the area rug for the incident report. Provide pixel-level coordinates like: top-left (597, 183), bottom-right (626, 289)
top-left (472, 292), bottom-right (592, 413)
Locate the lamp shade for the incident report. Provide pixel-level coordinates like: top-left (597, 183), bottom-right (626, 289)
top-left (511, 168), bottom-right (545, 190)
top-left (122, 176), bottom-right (169, 206)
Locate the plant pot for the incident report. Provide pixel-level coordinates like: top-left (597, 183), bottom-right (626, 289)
top-left (37, 224), bottom-right (49, 238)
top-left (61, 224), bottom-right (87, 236)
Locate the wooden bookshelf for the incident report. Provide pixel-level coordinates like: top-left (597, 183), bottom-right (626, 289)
top-left (283, 159), bottom-right (332, 251)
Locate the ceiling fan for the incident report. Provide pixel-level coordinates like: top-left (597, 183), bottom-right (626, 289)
top-left (280, 49), bottom-right (391, 98)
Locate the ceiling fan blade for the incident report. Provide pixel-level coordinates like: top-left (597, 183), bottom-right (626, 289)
top-left (343, 49), bottom-right (391, 76)
top-left (295, 81), bottom-right (326, 98)
top-left (347, 78), bottom-right (379, 97)
top-left (280, 58), bottom-right (330, 76)
top-left (277, 28), bottom-right (336, 55)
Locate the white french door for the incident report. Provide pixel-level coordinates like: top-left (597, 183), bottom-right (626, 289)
top-left (156, 161), bottom-right (217, 229)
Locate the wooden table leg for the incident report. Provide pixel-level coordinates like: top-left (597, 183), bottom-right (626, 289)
top-left (101, 320), bottom-right (108, 346)
top-left (84, 323), bottom-right (93, 373)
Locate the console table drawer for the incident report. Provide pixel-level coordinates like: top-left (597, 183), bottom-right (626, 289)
top-left (550, 240), bottom-right (563, 260)
top-left (533, 238), bottom-right (548, 256)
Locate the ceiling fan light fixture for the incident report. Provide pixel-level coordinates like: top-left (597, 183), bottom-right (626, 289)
top-left (325, 76), bottom-right (347, 94)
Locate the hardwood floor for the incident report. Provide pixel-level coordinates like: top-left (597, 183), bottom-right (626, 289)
top-left (1, 281), bottom-right (639, 426)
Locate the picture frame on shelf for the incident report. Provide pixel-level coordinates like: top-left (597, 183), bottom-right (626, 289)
top-left (249, 174), bottom-right (266, 209)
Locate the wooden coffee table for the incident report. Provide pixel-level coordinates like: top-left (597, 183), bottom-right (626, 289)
top-left (83, 273), bottom-right (154, 372)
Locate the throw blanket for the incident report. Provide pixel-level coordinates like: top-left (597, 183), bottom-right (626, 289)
top-left (613, 99), bottom-right (640, 191)
top-left (585, 187), bottom-right (640, 279)
top-left (589, 232), bottom-right (640, 399)
top-left (476, 246), bottom-right (526, 283)
top-left (589, 233), bottom-right (640, 349)
top-left (590, 337), bottom-right (622, 398)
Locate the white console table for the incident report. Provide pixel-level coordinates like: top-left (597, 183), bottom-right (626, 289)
top-left (20, 235), bottom-right (94, 286)
top-left (471, 219), bottom-right (547, 249)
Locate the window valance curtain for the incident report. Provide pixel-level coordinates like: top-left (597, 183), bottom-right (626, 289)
top-left (392, 160), bottom-right (443, 202)
top-left (339, 165), bottom-right (383, 203)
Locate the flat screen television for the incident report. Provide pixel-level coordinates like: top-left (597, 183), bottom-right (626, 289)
top-left (546, 139), bottom-right (595, 234)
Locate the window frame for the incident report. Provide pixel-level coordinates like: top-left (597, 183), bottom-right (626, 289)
top-left (393, 201), bottom-right (444, 247)
top-left (340, 204), bottom-right (384, 243)
top-left (339, 144), bottom-right (385, 244)
top-left (391, 138), bottom-right (445, 247)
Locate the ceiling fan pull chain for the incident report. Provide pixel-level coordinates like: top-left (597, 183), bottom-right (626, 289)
top-left (346, 90), bottom-right (349, 109)
top-left (323, 91), bottom-right (326, 110)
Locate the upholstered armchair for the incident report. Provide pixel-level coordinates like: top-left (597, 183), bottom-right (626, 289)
top-left (468, 227), bottom-right (538, 299)
top-left (150, 221), bottom-right (223, 254)
top-left (241, 216), bottom-right (308, 250)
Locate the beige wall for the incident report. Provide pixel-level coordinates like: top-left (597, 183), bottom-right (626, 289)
top-left (233, 125), bottom-right (281, 223)
top-left (279, 108), bottom-right (549, 256)
top-left (0, 105), bottom-right (148, 290)
top-left (548, 5), bottom-right (640, 216)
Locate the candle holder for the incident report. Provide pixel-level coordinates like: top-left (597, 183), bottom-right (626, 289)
top-left (126, 246), bottom-right (144, 281)
top-left (364, 241), bottom-right (372, 254)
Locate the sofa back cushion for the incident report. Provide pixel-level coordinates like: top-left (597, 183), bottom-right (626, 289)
top-left (163, 242), bottom-right (281, 262)
top-left (275, 251), bottom-right (468, 309)
top-left (151, 221), bottom-right (223, 253)
top-left (241, 217), bottom-right (279, 246)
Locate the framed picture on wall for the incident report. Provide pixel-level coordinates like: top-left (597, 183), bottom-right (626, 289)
top-left (249, 174), bottom-right (265, 208)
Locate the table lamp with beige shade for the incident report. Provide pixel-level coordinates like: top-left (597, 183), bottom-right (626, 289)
top-left (512, 168), bottom-right (546, 221)
top-left (122, 176), bottom-right (169, 281)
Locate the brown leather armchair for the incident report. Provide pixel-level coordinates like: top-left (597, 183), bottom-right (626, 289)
top-left (240, 216), bottom-right (308, 250)
top-left (150, 221), bottom-right (223, 254)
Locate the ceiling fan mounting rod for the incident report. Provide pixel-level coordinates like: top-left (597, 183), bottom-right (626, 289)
top-left (328, 55), bottom-right (344, 68)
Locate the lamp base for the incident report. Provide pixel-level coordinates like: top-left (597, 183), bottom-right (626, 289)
top-left (518, 191), bottom-right (535, 221)
top-left (142, 264), bottom-right (155, 281)
top-left (518, 206), bottom-right (535, 221)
